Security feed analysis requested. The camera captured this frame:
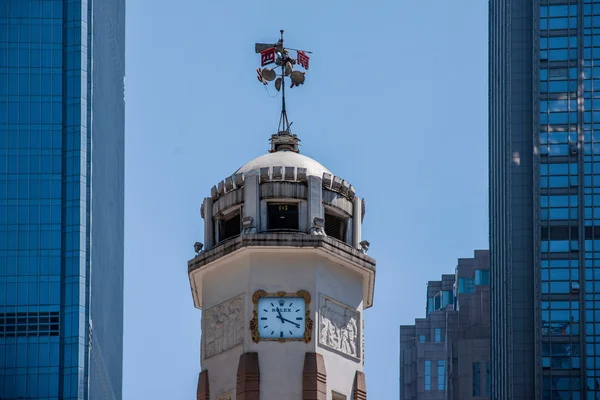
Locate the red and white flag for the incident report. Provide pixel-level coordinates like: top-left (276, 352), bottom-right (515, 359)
top-left (261, 47), bottom-right (276, 66)
top-left (297, 50), bottom-right (309, 70)
top-left (256, 68), bottom-right (267, 85)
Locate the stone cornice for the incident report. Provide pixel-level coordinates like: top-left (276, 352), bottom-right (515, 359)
top-left (187, 233), bottom-right (376, 309)
top-left (188, 233), bottom-right (375, 274)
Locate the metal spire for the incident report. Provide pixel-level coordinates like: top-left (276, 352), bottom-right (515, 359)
top-left (255, 30), bottom-right (311, 153)
top-left (278, 30), bottom-right (290, 134)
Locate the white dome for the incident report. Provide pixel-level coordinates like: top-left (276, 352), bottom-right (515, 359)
top-left (235, 151), bottom-right (331, 178)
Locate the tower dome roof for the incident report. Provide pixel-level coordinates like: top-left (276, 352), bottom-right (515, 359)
top-left (235, 151), bottom-right (331, 178)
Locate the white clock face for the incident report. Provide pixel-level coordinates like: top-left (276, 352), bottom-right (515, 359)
top-left (257, 297), bottom-right (306, 339)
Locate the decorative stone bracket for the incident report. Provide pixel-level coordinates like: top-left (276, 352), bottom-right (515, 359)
top-left (303, 352), bottom-right (327, 400)
top-left (237, 352), bottom-right (260, 400)
top-left (353, 371), bottom-right (367, 400)
top-left (196, 370), bottom-right (209, 400)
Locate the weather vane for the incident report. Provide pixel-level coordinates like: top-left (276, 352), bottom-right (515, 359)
top-left (255, 30), bottom-right (311, 152)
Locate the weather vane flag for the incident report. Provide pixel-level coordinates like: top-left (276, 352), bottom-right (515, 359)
top-left (255, 30), bottom-right (311, 141)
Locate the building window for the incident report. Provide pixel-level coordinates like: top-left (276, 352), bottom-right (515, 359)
top-left (267, 203), bottom-right (299, 231)
top-left (419, 335), bottom-right (426, 343)
top-left (472, 362), bottom-right (481, 396)
top-left (219, 210), bottom-right (241, 242)
top-left (434, 328), bottom-right (441, 343)
top-left (474, 269), bottom-right (489, 285)
top-left (427, 297), bottom-right (438, 313)
top-left (437, 360), bottom-right (445, 390)
top-left (0, 311), bottom-right (60, 337)
top-left (324, 210), bottom-right (346, 241)
top-left (332, 391), bottom-right (346, 400)
top-left (458, 277), bottom-right (474, 293)
top-left (428, 290), bottom-right (453, 313)
top-left (424, 360), bottom-right (431, 391)
top-left (442, 290), bottom-right (453, 307)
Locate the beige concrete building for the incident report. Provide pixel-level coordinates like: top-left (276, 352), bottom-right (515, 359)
top-left (399, 250), bottom-right (490, 400)
top-left (188, 129), bottom-right (376, 400)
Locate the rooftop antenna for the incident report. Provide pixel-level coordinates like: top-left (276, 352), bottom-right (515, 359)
top-left (255, 30), bottom-right (312, 153)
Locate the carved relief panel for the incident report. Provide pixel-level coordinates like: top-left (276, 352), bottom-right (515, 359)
top-left (318, 294), bottom-right (361, 360)
top-left (202, 294), bottom-right (245, 360)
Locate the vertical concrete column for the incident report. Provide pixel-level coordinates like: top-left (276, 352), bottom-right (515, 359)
top-left (302, 352), bottom-right (327, 400)
top-left (346, 219), bottom-right (353, 244)
top-left (196, 370), bottom-right (209, 400)
top-left (203, 198), bottom-right (214, 250)
top-left (353, 371), bottom-right (367, 400)
top-left (299, 200), bottom-right (309, 232)
top-left (308, 176), bottom-right (323, 229)
top-left (236, 352), bottom-right (260, 400)
top-left (243, 173), bottom-right (260, 232)
top-left (352, 196), bottom-right (362, 249)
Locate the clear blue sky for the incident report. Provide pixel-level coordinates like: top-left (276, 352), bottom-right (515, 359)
top-left (123, 1), bottom-right (488, 398)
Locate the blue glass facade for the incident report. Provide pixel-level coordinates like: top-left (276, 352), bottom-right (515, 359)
top-left (539, 4), bottom-right (582, 399)
top-left (490, 0), bottom-right (600, 398)
top-left (0, 0), bottom-right (124, 399)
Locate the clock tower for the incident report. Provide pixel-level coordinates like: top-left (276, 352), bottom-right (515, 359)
top-left (188, 31), bottom-right (376, 400)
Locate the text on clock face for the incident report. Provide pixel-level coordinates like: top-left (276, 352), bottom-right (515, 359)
top-left (267, 308), bottom-right (298, 313)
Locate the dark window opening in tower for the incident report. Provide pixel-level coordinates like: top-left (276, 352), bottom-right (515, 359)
top-left (267, 203), bottom-right (299, 231)
top-left (220, 211), bottom-right (241, 241)
top-left (0, 311), bottom-right (60, 337)
top-left (324, 211), bottom-right (346, 241)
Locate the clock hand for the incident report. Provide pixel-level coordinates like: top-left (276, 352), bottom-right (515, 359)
top-left (276, 307), bottom-right (285, 322)
top-left (276, 308), bottom-right (300, 328)
top-left (281, 317), bottom-right (300, 328)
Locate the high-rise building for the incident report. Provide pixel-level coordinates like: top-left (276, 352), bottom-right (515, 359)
top-left (0, 1), bottom-right (125, 399)
top-left (489, 1), bottom-right (600, 398)
top-left (399, 250), bottom-right (490, 400)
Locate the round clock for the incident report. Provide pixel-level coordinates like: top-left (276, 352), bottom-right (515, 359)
top-left (250, 290), bottom-right (313, 343)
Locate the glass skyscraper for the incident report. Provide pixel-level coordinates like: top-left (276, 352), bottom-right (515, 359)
top-left (0, 1), bottom-right (124, 399)
top-left (490, 0), bottom-right (600, 398)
